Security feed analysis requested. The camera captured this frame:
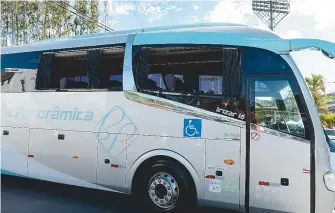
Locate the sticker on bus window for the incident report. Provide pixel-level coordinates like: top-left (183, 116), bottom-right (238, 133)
top-left (183, 119), bottom-right (202, 138)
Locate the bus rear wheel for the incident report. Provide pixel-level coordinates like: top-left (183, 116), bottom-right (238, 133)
top-left (134, 160), bottom-right (195, 213)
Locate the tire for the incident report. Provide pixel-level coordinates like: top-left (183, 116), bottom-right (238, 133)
top-left (133, 160), bottom-right (195, 213)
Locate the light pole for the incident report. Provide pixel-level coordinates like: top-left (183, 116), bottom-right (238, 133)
top-left (252, 0), bottom-right (290, 31)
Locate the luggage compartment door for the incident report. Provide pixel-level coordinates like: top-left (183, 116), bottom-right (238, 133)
top-left (1, 127), bottom-right (29, 177)
top-left (28, 129), bottom-right (98, 189)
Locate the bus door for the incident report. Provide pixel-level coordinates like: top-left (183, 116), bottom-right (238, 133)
top-left (247, 75), bottom-right (311, 213)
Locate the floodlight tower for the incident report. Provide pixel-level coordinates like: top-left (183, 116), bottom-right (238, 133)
top-left (252, 0), bottom-right (290, 31)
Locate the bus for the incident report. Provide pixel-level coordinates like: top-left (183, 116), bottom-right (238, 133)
top-left (1, 23), bottom-right (335, 213)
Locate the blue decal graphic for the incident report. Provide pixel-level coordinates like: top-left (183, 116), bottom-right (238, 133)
top-left (183, 118), bottom-right (202, 138)
top-left (94, 106), bottom-right (139, 157)
top-left (7, 107), bottom-right (94, 121)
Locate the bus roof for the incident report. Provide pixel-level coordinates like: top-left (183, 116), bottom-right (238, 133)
top-left (1, 23), bottom-right (334, 59)
top-left (1, 23), bottom-right (282, 55)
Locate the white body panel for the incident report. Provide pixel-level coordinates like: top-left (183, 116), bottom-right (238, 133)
top-left (248, 128), bottom-right (310, 212)
top-left (1, 127), bottom-right (29, 177)
top-left (28, 129), bottom-right (98, 185)
top-left (97, 134), bottom-right (127, 192)
top-left (205, 135), bottom-right (241, 210)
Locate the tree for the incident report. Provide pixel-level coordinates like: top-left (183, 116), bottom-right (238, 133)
top-left (1, 1), bottom-right (10, 46)
top-left (1, 0), bottom-right (101, 46)
top-left (305, 74), bottom-right (328, 112)
top-left (27, 1), bottom-right (42, 42)
top-left (88, 0), bottom-right (99, 34)
top-left (73, 0), bottom-right (89, 35)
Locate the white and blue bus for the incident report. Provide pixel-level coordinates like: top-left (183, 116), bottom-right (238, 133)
top-left (1, 23), bottom-right (335, 213)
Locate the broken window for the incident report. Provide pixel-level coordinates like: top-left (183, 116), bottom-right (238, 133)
top-left (1, 71), bottom-right (15, 86)
top-left (132, 45), bottom-right (245, 120)
top-left (36, 46), bottom-right (125, 91)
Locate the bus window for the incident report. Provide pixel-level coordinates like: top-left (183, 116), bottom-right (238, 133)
top-left (99, 47), bottom-right (124, 90)
top-left (1, 71), bottom-right (15, 93)
top-left (250, 78), bottom-right (305, 138)
top-left (36, 46), bottom-right (125, 90)
top-left (241, 47), bottom-right (291, 75)
top-left (49, 50), bottom-right (89, 89)
top-left (148, 74), bottom-right (166, 90)
top-left (133, 46), bottom-right (245, 120)
top-left (1, 71), bottom-right (15, 85)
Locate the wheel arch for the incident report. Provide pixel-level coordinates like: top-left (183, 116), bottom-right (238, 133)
top-left (127, 149), bottom-right (203, 203)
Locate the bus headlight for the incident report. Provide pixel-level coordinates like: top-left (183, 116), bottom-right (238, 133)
top-left (324, 171), bottom-right (335, 192)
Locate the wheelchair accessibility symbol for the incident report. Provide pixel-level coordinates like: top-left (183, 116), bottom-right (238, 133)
top-left (183, 119), bottom-right (202, 138)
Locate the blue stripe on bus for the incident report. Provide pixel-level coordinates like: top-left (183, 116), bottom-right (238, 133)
top-left (1, 169), bottom-right (28, 178)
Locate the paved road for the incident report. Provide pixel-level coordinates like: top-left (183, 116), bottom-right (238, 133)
top-left (3, 175), bottom-right (333, 213)
top-left (0, 175), bottom-right (232, 213)
top-left (1, 175), bottom-right (133, 213)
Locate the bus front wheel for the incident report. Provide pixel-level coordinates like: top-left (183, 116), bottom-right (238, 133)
top-left (133, 160), bottom-right (195, 212)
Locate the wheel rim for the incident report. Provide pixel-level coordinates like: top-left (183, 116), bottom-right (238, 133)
top-left (148, 172), bottom-right (179, 209)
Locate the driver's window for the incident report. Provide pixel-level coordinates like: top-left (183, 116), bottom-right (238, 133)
top-left (251, 78), bottom-right (305, 138)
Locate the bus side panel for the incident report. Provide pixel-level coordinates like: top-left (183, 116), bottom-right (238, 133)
top-left (28, 129), bottom-right (98, 189)
top-left (1, 127), bottom-right (29, 178)
top-left (121, 92), bottom-right (244, 203)
top-left (97, 134), bottom-right (127, 192)
top-left (248, 132), bottom-right (310, 213)
top-left (205, 136), bottom-right (241, 211)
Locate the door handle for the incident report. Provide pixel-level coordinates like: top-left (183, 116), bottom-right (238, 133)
top-left (281, 178), bottom-right (289, 186)
top-left (3, 130), bottom-right (9, 135)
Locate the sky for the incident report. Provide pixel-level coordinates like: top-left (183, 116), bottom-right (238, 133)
top-left (96, 0), bottom-right (335, 92)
